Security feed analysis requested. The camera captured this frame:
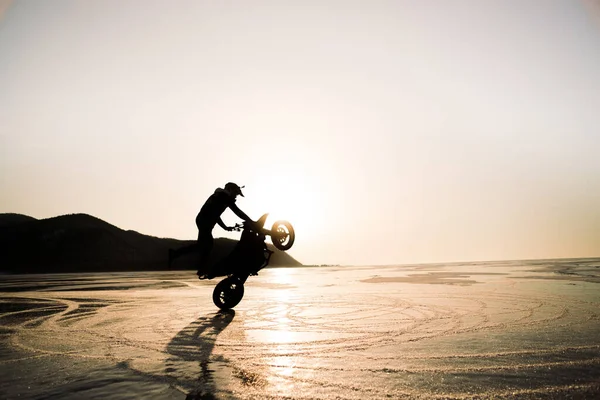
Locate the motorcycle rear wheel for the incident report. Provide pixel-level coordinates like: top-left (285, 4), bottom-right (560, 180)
top-left (271, 220), bottom-right (295, 251)
top-left (213, 276), bottom-right (245, 309)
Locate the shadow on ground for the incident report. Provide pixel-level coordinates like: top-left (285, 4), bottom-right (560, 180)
top-left (166, 310), bottom-right (235, 399)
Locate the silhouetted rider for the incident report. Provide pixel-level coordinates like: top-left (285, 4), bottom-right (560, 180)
top-left (169, 182), bottom-right (252, 279)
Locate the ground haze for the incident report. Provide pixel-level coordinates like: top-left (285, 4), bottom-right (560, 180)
top-left (1, 259), bottom-right (599, 399)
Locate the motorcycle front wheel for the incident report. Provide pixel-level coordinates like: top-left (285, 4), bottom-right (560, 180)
top-left (212, 276), bottom-right (245, 309)
top-left (271, 220), bottom-right (295, 251)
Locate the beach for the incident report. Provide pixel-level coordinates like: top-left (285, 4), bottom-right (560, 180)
top-left (1, 259), bottom-right (599, 399)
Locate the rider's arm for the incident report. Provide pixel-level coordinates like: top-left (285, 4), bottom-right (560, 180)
top-left (216, 217), bottom-right (231, 231)
top-left (229, 203), bottom-right (252, 222)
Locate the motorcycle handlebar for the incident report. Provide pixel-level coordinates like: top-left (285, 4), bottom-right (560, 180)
top-left (233, 218), bottom-right (267, 233)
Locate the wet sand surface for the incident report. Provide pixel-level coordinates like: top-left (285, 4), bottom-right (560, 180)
top-left (1, 259), bottom-right (599, 399)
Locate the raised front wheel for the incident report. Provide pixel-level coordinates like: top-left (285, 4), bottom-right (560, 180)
top-left (271, 220), bottom-right (295, 251)
top-left (212, 277), bottom-right (245, 309)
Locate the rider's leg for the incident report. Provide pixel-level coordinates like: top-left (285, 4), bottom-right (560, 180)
top-left (168, 242), bottom-right (198, 267)
top-left (172, 243), bottom-right (198, 258)
top-left (196, 230), bottom-right (214, 278)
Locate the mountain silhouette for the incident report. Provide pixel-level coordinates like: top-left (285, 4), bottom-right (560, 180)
top-left (0, 213), bottom-right (37, 228)
top-left (0, 213), bottom-right (301, 274)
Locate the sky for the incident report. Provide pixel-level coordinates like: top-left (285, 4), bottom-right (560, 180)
top-left (1, 0), bottom-right (599, 266)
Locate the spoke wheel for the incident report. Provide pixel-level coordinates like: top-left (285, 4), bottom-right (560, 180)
top-left (212, 277), bottom-right (245, 309)
top-left (271, 220), bottom-right (295, 251)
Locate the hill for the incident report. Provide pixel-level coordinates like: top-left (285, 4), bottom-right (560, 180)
top-left (0, 213), bottom-right (38, 228)
top-left (0, 213), bottom-right (302, 274)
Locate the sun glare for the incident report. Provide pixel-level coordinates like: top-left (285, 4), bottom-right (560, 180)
top-left (241, 151), bottom-right (331, 244)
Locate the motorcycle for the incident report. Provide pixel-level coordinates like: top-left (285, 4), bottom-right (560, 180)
top-left (210, 214), bottom-right (295, 309)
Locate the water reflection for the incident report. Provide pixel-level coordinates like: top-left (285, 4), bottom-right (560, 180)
top-left (268, 271), bottom-right (297, 393)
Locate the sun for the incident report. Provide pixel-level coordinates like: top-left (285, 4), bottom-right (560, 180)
top-left (221, 138), bottom-right (345, 251)
top-left (243, 168), bottom-right (326, 244)
top-left (230, 145), bottom-right (337, 247)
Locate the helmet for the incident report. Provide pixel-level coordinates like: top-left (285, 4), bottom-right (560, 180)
top-left (224, 182), bottom-right (244, 197)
